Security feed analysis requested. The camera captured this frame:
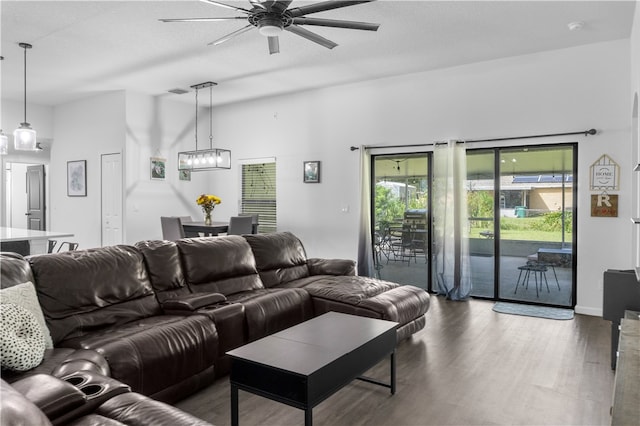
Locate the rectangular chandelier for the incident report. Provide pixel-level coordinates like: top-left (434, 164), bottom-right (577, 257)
top-left (178, 148), bottom-right (231, 171)
top-left (178, 81), bottom-right (231, 172)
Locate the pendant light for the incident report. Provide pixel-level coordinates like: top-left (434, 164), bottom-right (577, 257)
top-left (177, 81), bottom-right (231, 171)
top-left (14, 42), bottom-right (37, 151)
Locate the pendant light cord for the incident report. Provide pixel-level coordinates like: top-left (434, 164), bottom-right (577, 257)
top-left (194, 86), bottom-right (199, 151)
top-left (209, 85), bottom-right (213, 149)
top-left (22, 44), bottom-right (27, 123)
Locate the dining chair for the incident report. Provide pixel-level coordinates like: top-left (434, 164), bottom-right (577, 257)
top-left (239, 213), bottom-right (259, 234)
top-left (57, 242), bottom-right (79, 252)
top-left (227, 216), bottom-right (254, 236)
top-left (160, 216), bottom-right (186, 241)
top-left (48, 240), bottom-right (57, 253)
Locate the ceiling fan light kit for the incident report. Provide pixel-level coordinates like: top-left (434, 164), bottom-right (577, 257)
top-left (14, 42), bottom-right (38, 151)
top-left (178, 81), bottom-right (231, 172)
top-left (160, 0), bottom-right (380, 55)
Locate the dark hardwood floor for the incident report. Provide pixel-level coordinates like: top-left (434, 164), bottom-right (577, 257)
top-left (175, 297), bottom-right (615, 425)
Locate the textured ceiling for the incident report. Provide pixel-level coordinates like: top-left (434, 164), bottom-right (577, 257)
top-left (0, 0), bottom-right (636, 108)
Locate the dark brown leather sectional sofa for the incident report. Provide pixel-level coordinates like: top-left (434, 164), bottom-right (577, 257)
top-left (1, 231), bottom-right (429, 424)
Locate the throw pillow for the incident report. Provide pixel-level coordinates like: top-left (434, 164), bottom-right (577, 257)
top-left (0, 281), bottom-right (53, 348)
top-left (0, 303), bottom-right (46, 371)
top-left (0, 281), bottom-right (53, 349)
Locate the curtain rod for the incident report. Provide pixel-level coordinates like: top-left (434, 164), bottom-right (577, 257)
top-left (349, 128), bottom-right (597, 151)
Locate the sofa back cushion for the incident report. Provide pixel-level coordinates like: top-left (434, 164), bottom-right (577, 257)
top-left (176, 236), bottom-right (264, 295)
top-left (0, 253), bottom-right (35, 289)
top-left (28, 245), bottom-right (160, 345)
top-left (243, 232), bottom-right (310, 287)
top-left (135, 240), bottom-right (190, 303)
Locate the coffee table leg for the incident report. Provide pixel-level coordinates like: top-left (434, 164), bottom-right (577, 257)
top-left (305, 407), bottom-right (313, 426)
top-left (390, 351), bottom-right (396, 395)
top-left (231, 383), bottom-right (239, 426)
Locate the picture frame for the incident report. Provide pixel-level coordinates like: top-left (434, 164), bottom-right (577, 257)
top-left (179, 169), bottom-right (191, 181)
top-left (303, 160), bottom-right (320, 183)
top-left (67, 160), bottom-right (87, 197)
top-left (150, 157), bottom-right (166, 180)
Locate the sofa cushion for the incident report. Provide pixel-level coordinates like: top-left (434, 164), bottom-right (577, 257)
top-left (28, 246), bottom-right (161, 345)
top-left (0, 303), bottom-right (46, 371)
top-left (134, 240), bottom-right (190, 303)
top-left (59, 315), bottom-right (218, 398)
top-left (0, 253), bottom-right (35, 289)
top-left (243, 232), bottom-right (310, 287)
top-left (0, 379), bottom-right (53, 426)
top-left (226, 289), bottom-right (313, 341)
top-left (93, 392), bottom-right (214, 426)
top-left (1, 281), bottom-right (53, 348)
top-left (177, 236), bottom-right (264, 295)
top-left (303, 276), bottom-right (430, 326)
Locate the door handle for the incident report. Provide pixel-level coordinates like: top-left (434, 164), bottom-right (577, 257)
top-left (25, 212), bottom-right (32, 216)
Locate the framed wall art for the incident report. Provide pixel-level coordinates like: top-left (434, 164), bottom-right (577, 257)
top-left (67, 160), bottom-right (87, 197)
top-left (303, 160), bottom-right (320, 183)
top-left (150, 157), bottom-right (166, 180)
top-left (179, 169), bottom-right (191, 181)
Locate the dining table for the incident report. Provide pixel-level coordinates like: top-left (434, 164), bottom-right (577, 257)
top-left (181, 221), bottom-right (229, 237)
top-left (0, 227), bottom-right (75, 255)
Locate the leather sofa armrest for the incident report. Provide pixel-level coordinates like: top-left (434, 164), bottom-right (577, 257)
top-left (161, 292), bottom-right (227, 312)
top-left (307, 258), bottom-right (357, 276)
top-left (52, 349), bottom-right (110, 378)
top-left (11, 374), bottom-right (87, 420)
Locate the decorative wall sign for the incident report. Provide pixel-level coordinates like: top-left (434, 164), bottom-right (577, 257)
top-left (150, 157), bottom-right (166, 180)
top-left (591, 194), bottom-right (618, 217)
top-left (67, 160), bottom-right (87, 197)
top-left (590, 154), bottom-right (619, 190)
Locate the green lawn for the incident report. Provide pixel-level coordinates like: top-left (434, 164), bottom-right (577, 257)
top-left (469, 217), bottom-right (572, 242)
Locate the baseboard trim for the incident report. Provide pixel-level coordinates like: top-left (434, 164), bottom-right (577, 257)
top-left (574, 305), bottom-right (602, 317)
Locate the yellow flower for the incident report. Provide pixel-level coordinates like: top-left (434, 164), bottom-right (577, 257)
top-left (196, 194), bottom-right (221, 213)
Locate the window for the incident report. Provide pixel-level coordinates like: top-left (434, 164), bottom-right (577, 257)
top-left (240, 159), bottom-right (276, 233)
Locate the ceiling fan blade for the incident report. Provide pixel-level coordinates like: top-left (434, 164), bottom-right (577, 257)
top-left (285, 25), bottom-right (337, 49)
top-left (268, 36), bottom-right (280, 55)
top-left (200, 0), bottom-right (252, 14)
top-left (207, 24), bottom-right (255, 46)
top-left (292, 17), bottom-right (379, 31)
top-left (159, 17), bottom-right (247, 23)
top-left (288, 0), bottom-right (375, 18)
top-left (249, 0), bottom-right (292, 13)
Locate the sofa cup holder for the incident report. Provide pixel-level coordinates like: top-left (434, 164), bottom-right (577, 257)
top-left (63, 374), bottom-right (89, 387)
top-left (79, 384), bottom-right (106, 398)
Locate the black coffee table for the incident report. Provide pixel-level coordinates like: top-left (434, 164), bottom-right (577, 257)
top-left (227, 312), bottom-right (398, 426)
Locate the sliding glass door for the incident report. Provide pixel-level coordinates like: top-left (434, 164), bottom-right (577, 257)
top-left (370, 144), bottom-right (576, 308)
top-left (372, 154), bottom-right (430, 290)
top-left (466, 144), bottom-right (576, 307)
top-left (497, 145), bottom-right (575, 307)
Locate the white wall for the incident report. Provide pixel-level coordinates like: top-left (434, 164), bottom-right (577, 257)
top-left (9, 37), bottom-right (633, 316)
top-left (630, 1), bottom-right (640, 274)
top-left (209, 39), bottom-right (631, 316)
top-left (124, 92), bottom-right (214, 244)
top-left (0, 99), bottom-right (53, 227)
top-left (51, 92), bottom-right (126, 250)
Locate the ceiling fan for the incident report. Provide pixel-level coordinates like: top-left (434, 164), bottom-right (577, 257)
top-left (160, 0), bottom-right (380, 54)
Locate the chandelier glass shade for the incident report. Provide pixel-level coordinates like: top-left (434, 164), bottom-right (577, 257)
top-left (14, 42), bottom-right (37, 151)
top-left (178, 81), bottom-right (231, 172)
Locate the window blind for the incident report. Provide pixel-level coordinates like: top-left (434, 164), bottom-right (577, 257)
top-left (241, 162), bottom-right (276, 233)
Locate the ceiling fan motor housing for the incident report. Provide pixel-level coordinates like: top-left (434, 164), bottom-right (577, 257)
top-left (250, 12), bottom-right (292, 35)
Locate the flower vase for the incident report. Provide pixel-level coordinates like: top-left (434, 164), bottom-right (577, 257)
top-left (204, 212), bottom-right (212, 225)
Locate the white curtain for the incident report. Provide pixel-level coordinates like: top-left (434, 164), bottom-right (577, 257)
top-left (357, 145), bottom-right (374, 277)
top-left (433, 141), bottom-right (472, 300)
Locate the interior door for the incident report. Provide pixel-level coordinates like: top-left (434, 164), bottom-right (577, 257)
top-left (26, 164), bottom-right (45, 230)
top-left (101, 153), bottom-right (123, 246)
